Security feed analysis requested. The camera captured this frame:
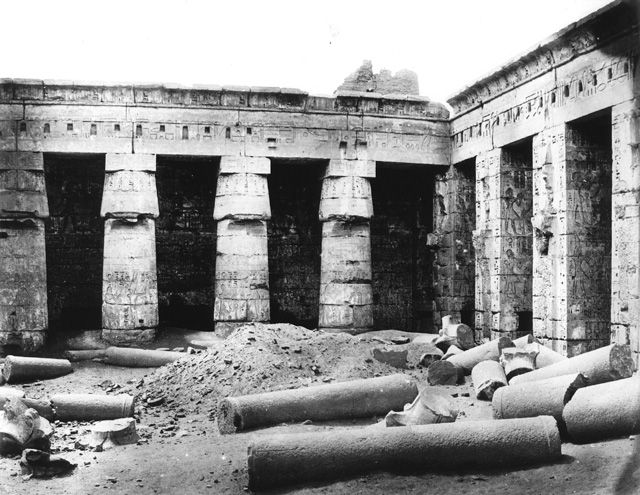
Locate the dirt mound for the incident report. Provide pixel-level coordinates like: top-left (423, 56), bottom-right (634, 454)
top-left (129, 323), bottom-right (414, 419)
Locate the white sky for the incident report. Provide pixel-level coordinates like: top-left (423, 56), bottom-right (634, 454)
top-left (3, 0), bottom-right (613, 104)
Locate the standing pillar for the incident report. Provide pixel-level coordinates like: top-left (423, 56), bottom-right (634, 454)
top-left (532, 122), bottom-right (612, 357)
top-left (100, 154), bottom-right (159, 345)
top-left (475, 147), bottom-right (533, 341)
top-left (611, 100), bottom-right (640, 366)
top-left (0, 152), bottom-right (48, 352)
top-left (318, 159), bottom-right (374, 334)
top-left (213, 156), bottom-right (271, 338)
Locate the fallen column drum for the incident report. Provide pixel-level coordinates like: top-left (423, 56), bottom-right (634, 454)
top-left (248, 416), bottom-right (562, 490)
top-left (217, 374), bottom-right (417, 434)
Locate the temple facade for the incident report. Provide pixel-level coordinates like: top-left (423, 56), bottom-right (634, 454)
top-left (0, 1), bottom-right (637, 364)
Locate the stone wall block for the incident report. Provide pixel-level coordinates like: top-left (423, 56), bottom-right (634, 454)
top-left (318, 176), bottom-right (373, 221)
top-left (0, 152), bottom-right (48, 219)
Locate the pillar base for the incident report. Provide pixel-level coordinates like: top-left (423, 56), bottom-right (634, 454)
top-left (101, 328), bottom-right (156, 346)
top-left (0, 330), bottom-right (46, 354)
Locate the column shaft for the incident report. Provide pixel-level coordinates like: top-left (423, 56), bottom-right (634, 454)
top-left (0, 152), bottom-right (48, 352)
top-left (100, 154), bottom-right (159, 345)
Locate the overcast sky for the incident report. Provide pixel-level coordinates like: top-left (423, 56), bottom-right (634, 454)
top-left (3, 0), bottom-right (613, 105)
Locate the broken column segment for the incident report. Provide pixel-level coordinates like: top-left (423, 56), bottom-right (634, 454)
top-left (0, 152), bottom-right (49, 352)
top-left (318, 158), bottom-right (374, 334)
top-left (2, 356), bottom-right (72, 383)
top-left (492, 373), bottom-right (587, 427)
top-left (509, 343), bottom-right (635, 386)
top-left (213, 156), bottom-right (271, 338)
top-left (217, 374), bottom-right (417, 434)
top-left (100, 154), bottom-right (159, 345)
top-left (563, 376), bottom-right (640, 443)
top-left (471, 360), bottom-right (508, 400)
top-left (500, 345), bottom-right (539, 381)
top-left (248, 416), bottom-right (562, 490)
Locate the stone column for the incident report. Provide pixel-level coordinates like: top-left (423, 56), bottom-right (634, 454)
top-left (318, 158), bottom-right (374, 334)
top-left (213, 156), bottom-right (271, 338)
top-left (0, 152), bottom-right (49, 352)
top-left (475, 147), bottom-right (533, 341)
top-left (611, 100), bottom-right (640, 366)
top-left (100, 154), bottom-right (159, 345)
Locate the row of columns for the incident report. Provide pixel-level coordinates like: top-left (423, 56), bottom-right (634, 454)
top-left (0, 152), bottom-right (376, 350)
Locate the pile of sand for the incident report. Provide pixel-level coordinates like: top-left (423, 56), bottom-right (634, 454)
top-left (129, 323), bottom-right (419, 418)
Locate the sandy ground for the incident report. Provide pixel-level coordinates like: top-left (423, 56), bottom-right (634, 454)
top-left (0, 327), bottom-right (639, 495)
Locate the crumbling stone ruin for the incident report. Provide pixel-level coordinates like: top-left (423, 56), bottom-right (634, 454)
top-left (0, 0), bottom-right (638, 374)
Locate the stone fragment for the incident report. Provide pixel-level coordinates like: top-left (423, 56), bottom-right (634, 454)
top-left (427, 360), bottom-right (464, 386)
top-left (86, 418), bottom-right (139, 450)
top-left (0, 399), bottom-right (53, 456)
top-left (500, 345), bottom-right (539, 381)
top-left (471, 361), bottom-right (508, 401)
top-left (20, 449), bottom-right (76, 478)
top-left (384, 387), bottom-right (458, 427)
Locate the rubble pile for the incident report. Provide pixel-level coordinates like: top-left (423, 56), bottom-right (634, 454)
top-left (131, 323), bottom-right (415, 417)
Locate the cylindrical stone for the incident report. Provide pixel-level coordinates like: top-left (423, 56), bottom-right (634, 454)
top-left (102, 347), bottom-right (184, 367)
top-left (51, 394), bottom-right (135, 422)
top-left (509, 344), bottom-right (635, 386)
top-left (447, 336), bottom-right (514, 375)
top-left (102, 218), bottom-right (158, 343)
top-left (492, 373), bottom-right (587, 425)
top-left (563, 376), bottom-right (640, 443)
top-left (319, 221), bottom-right (372, 333)
top-left (247, 416), bottom-right (562, 490)
top-left (214, 219), bottom-right (270, 330)
top-left (471, 360), bottom-right (508, 401)
top-left (0, 219), bottom-right (48, 352)
top-left (214, 173), bottom-right (270, 220)
top-left (217, 374), bottom-right (417, 434)
top-left (2, 356), bottom-right (73, 383)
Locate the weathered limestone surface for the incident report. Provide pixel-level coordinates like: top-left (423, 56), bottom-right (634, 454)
top-left (475, 146), bottom-right (533, 341)
top-left (319, 159), bottom-right (374, 333)
top-left (214, 156), bottom-right (271, 337)
top-left (0, 152), bottom-right (48, 351)
top-left (101, 154), bottom-right (159, 345)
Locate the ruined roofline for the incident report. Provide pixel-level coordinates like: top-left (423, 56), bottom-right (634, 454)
top-left (0, 79), bottom-right (449, 121)
top-left (446, 0), bottom-right (637, 116)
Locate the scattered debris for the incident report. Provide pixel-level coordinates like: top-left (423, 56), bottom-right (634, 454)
top-left (20, 449), bottom-right (76, 479)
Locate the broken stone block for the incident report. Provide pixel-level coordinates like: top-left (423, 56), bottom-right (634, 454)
top-left (85, 418), bottom-right (139, 450)
top-left (427, 360), bottom-right (464, 386)
top-left (0, 398), bottom-right (53, 456)
top-left (500, 345), bottom-right (539, 381)
top-left (384, 387), bottom-right (458, 427)
top-left (372, 347), bottom-right (408, 369)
